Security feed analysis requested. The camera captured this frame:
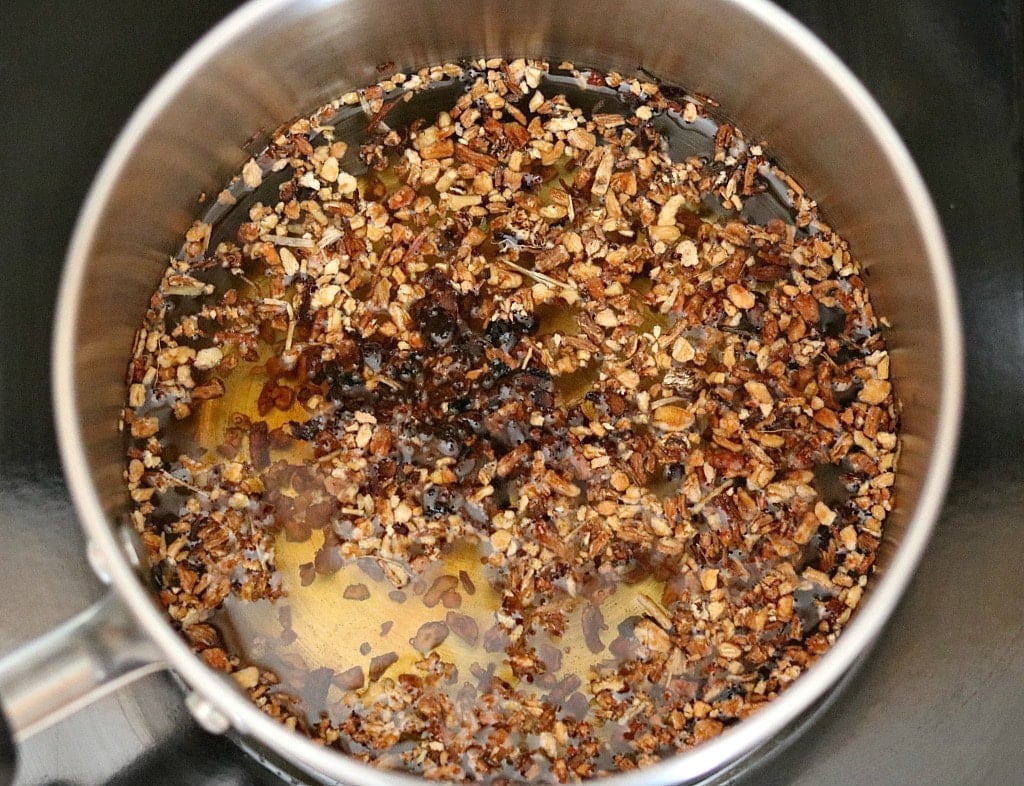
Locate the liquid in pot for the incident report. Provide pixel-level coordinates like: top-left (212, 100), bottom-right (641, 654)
top-left (122, 58), bottom-right (898, 781)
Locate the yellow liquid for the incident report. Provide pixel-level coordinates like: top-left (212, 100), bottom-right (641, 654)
top-left (129, 62), bottom-right (888, 779)
top-left (219, 532), bottom-right (667, 723)
top-left (185, 342), bottom-right (669, 728)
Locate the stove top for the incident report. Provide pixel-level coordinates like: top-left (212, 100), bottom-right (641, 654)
top-left (1, 2), bottom-right (1021, 784)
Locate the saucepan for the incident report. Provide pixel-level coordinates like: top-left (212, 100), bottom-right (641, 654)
top-left (0, 0), bottom-right (962, 784)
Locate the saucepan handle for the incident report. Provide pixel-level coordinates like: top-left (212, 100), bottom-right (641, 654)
top-left (0, 591), bottom-right (165, 785)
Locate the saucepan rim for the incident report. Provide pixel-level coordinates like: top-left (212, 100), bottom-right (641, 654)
top-left (52, 0), bottom-right (963, 783)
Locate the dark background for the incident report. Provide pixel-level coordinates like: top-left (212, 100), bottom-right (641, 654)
top-left (1, 1), bottom-right (1022, 784)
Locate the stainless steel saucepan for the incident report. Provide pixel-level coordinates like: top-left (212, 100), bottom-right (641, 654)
top-left (0, 0), bottom-right (962, 784)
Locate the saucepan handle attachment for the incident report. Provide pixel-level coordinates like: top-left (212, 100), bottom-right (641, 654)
top-left (0, 591), bottom-right (165, 785)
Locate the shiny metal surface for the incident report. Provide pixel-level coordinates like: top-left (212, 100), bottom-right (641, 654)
top-left (3, 0), bottom-right (1020, 784)
top-left (0, 593), bottom-right (162, 741)
top-left (53, 0), bottom-right (960, 782)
